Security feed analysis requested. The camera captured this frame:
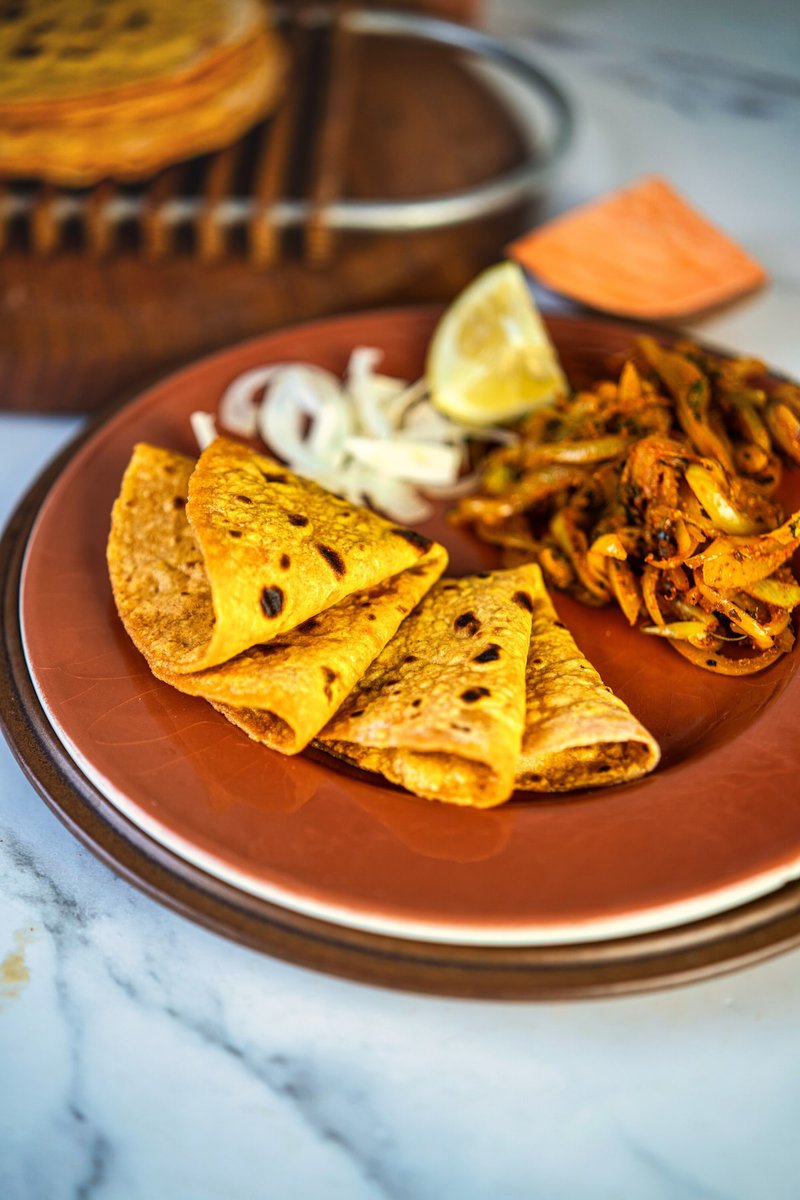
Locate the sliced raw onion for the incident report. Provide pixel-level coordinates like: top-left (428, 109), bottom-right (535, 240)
top-left (190, 410), bottom-right (217, 451)
top-left (362, 474), bottom-right (434, 524)
top-left (399, 401), bottom-right (464, 445)
top-left (346, 346), bottom-right (405, 438)
top-left (210, 346), bottom-right (506, 522)
top-left (459, 422), bottom-right (520, 446)
top-left (218, 365), bottom-right (285, 437)
top-left (259, 366), bottom-right (350, 474)
top-left (384, 377), bottom-right (429, 428)
top-left (421, 469), bottom-right (481, 499)
top-left (344, 436), bottom-right (461, 485)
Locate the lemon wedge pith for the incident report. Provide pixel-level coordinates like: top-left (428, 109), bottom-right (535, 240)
top-left (426, 261), bottom-right (567, 426)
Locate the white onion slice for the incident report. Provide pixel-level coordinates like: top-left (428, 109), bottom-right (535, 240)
top-left (258, 366), bottom-right (349, 473)
top-left (218, 365), bottom-right (285, 437)
top-left (364, 373), bottom-right (411, 404)
top-left (362, 474), bottom-right (434, 524)
top-left (190, 410), bottom-right (217, 451)
top-left (211, 345), bottom-right (507, 523)
top-left (421, 470), bottom-right (482, 499)
top-left (458, 423), bottom-right (520, 446)
top-left (384, 377), bottom-right (430, 428)
top-left (344, 435), bottom-right (461, 486)
top-left (219, 361), bottom-right (345, 439)
top-left (346, 346), bottom-right (406, 438)
top-left (399, 400), bottom-right (467, 445)
top-left (307, 394), bottom-right (353, 469)
top-left (332, 460), bottom-right (380, 508)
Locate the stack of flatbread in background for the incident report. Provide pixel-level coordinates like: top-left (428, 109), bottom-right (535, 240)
top-left (108, 438), bottom-right (659, 808)
top-left (0, 0), bottom-right (286, 185)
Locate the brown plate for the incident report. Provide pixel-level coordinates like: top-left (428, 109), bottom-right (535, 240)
top-left (4, 308), bottom-right (800, 997)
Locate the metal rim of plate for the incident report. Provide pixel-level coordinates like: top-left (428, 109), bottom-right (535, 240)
top-left (299, 7), bottom-right (576, 233)
top-left (4, 324), bottom-right (800, 1000)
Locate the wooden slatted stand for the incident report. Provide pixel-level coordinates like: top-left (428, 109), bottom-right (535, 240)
top-left (0, 2), bottom-right (540, 413)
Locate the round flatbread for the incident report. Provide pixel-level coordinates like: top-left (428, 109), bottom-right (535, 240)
top-left (0, 0), bottom-right (285, 184)
top-left (0, 0), bottom-right (260, 105)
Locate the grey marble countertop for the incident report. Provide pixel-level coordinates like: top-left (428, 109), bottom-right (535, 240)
top-left (2, 2), bottom-right (800, 1197)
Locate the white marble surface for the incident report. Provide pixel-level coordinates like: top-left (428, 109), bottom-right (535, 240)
top-left (2, 2), bottom-right (800, 1196)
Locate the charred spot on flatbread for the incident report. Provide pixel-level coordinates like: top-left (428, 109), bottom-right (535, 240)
top-left (315, 543), bottom-right (346, 577)
top-left (321, 666), bottom-right (338, 701)
top-left (252, 641), bottom-right (291, 655)
top-left (123, 9), bottom-right (150, 31)
top-left (512, 590), bottom-right (534, 613)
top-left (260, 586), bottom-right (285, 617)
top-left (454, 611), bottom-right (480, 637)
top-left (390, 528), bottom-right (433, 554)
top-left (473, 644), bottom-right (501, 663)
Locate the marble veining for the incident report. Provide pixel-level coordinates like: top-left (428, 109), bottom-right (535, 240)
top-left (596, 54), bottom-right (797, 122)
top-left (528, 29), bottom-right (800, 121)
top-left (621, 1138), bottom-right (735, 1200)
top-left (1, 827), bottom-right (110, 1200)
top-left (0, 820), bottom-right (405, 1199)
top-left (99, 952), bottom-right (405, 1200)
top-left (4, 752), bottom-right (800, 1199)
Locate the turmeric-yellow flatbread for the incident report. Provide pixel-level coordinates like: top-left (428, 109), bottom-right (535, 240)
top-left (0, 0), bottom-right (285, 184)
top-left (158, 553), bottom-right (447, 753)
top-left (183, 437), bottom-right (441, 671)
top-left (107, 442), bottom-right (446, 748)
top-left (516, 587), bottom-right (660, 791)
top-left (318, 565), bottom-right (541, 808)
top-left (0, 0), bottom-right (255, 105)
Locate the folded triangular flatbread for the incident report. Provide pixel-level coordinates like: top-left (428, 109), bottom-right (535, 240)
top-left (107, 442), bottom-right (447, 752)
top-left (318, 565), bottom-right (541, 808)
top-left (516, 588), bottom-right (661, 791)
top-left (108, 439), bottom-right (441, 675)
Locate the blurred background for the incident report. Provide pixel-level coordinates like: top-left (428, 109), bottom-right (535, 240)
top-left (0, 0), bottom-right (796, 410)
top-left (0, 0), bottom-right (523, 413)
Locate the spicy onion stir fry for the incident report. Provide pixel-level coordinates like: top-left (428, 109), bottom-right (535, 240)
top-left (451, 336), bottom-right (800, 674)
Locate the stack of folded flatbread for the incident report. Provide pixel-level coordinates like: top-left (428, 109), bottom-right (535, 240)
top-left (108, 438), bottom-right (659, 808)
top-left (0, 0), bottom-right (285, 185)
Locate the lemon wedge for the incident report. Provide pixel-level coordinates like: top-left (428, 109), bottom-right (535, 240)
top-left (426, 261), bottom-right (567, 426)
